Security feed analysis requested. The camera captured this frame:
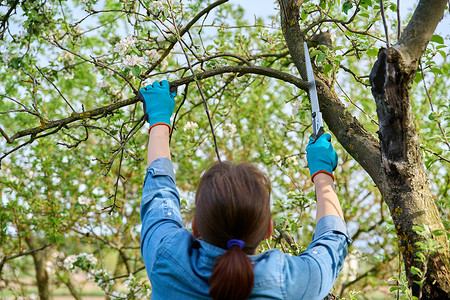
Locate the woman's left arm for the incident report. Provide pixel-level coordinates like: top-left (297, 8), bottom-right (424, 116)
top-left (147, 125), bottom-right (171, 166)
top-left (139, 81), bottom-right (181, 275)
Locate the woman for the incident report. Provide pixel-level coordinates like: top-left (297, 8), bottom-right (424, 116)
top-left (139, 81), bottom-right (351, 300)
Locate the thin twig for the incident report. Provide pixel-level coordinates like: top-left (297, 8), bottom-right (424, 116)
top-left (50, 39), bottom-right (137, 94)
top-left (170, 84), bottom-right (190, 143)
top-left (0, 244), bottom-right (51, 273)
top-left (36, 66), bottom-right (76, 113)
top-left (104, 148), bottom-right (124, 214)
top-left (421, 146), bottom-right (450, 164)
top-left (379, 0), bottom-right (390, 47)
top-left (336, 80), bottom-right (379, 125)
top-left (141, 0), bottom-right (229, 77)
top-left (167, 1), bottom-right (229, 162)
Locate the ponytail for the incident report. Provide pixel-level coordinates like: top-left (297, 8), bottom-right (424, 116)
top-left (209, 246), bottom-right (254, 300)
top-left (195, 162), bottom-right (271, 300)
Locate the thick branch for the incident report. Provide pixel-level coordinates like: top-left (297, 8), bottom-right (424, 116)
top-left (2, 65), bottom-right (306, 141)
top-left (279, 0), bottom-right (382, 185)
top-left (396, 0), bottom-right (448, 67)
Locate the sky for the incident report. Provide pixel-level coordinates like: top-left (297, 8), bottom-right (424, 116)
top-left (229, 0), bottom-right (450, 46)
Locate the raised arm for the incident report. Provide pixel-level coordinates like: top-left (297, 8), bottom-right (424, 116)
top-left (147, 126), bottom-right (170, 167)
top-left (306, 133), bottom-right (344, 223)
top-left (139, 80), bottom-right (181, 274)
top-left (138, 80), bottom-right (176, 166)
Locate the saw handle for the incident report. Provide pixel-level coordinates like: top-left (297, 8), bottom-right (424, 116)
top-left (311, 127), bottom-right (324, 142)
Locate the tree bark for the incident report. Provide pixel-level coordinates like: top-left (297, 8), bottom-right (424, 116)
top-left (370, 46), bottom-right (450, 298)
top-left (25, 236), bottom-right (50, 300)
top-left (279, 0), bottom-right (450, 297)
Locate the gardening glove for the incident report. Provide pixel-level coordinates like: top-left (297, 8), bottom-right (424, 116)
top-left (306, 133), bottom-right (338, 182)
top-left (138, 80), bottom-right (176, 133)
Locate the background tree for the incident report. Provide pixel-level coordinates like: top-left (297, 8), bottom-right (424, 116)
top-left (0, 0), bottom-right (448, 299)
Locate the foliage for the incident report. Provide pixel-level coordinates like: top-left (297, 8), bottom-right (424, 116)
top-left (0, 0), bottom-right (448, 298)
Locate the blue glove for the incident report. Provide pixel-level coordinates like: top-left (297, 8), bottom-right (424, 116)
top-left (138, 80), bottom-right (176, 133)
top-left (306, 133), bottom-right (338, 182)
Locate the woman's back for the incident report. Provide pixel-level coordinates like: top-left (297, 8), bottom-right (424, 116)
top-left (140, 158), bottom-right (350, 300)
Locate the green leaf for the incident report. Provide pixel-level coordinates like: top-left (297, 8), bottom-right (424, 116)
top-left (413, 280), bottom-right (423, 287)
top-left (412, 225), bottom-right (425, 233)
top-left (389, 286), bottom-right (402, 292)
top-left (309, 49), bottom-right (322, 57)
top-left (343, 1), bottom-right (353, 14)
top-left (428, 112), bottom-right (438, 120)
top-left (206, 44), bottom-right (214, 51)
top-left (8, 57), bottom-right (23, 69)
top-left (430, 34), bottom-right (444, 44)
top-left (323, 63), bottom-right (333, 76)
top-left (366, 48), bottom-right (378, 57)
top-left (414, 72), bottom-right (423, 83)
top-left (131, 65), bottom-right (141, 77)
top-left (316, 52), bottom-right (326, 63)
top-left (410, 266), bottom-right (422, 276)
top-left (430, 67), bottom-right (442, 74)
top-left (360, 12), bottom-right (370, 18)
top-left (389, 3), bottom-right (397, 12)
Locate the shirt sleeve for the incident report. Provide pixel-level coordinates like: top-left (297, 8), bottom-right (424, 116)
top-left (285, 215), bottom-right (352, 299)
top-left (140, 158), bottom-right (183, 272)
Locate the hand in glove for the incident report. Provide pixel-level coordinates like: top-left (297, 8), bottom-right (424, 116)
top-left (306, 133), bottom-right (338, 182)
top-left (138, 80), bottom-right (176, 133)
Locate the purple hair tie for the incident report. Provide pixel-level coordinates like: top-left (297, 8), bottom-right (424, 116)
top-left (226, 239), bottom-right (245, 249)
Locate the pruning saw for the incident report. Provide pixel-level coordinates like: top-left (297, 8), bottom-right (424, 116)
top-left (304, 41), bottom-right (324, 141)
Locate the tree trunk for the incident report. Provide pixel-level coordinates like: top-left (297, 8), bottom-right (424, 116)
top-left (278, 0), bottom-right (450, 297)
top-left (25, 236), bottom-right (50, 300)
top-left (370, 46), bottom-right (450, 298)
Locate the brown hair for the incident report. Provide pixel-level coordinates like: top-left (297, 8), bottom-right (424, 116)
top-left (194, 162), bottom-right (271, 300)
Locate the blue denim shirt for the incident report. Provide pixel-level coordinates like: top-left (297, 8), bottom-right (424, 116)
top-left (141, 158), bottom-right (352, 300)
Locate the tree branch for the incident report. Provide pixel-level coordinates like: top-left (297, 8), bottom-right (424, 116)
top-left (142, 0), bottom-right (229, 77)
top-left (0, 244), bottom-right (51, 274)
top-left (397, 0), bottom-right (448, 65)
top-left (4, 65), bottom-right (307, 144)
top-left (279, 0), bottom-right (382, 186)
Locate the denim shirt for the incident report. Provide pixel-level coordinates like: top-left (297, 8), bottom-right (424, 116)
top-left (141, 158), bottom-right (352, 300)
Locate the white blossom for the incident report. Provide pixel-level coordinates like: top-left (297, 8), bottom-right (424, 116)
top-left (78, 195), bottom-right (90, 206)
top-left (59, 51), bottom-right (75, 63)
top-left (75, 25), bottom-right (84, 35)
top-left (149, 1), bottom-right (167, 13)
top-left (224, 123), bottom-right (237, 136)
top-left (64, 72), bottom-right (74, 80)
top-left (78, 252), bottom-right (98, 265)
top-left (288, 156), bottom-right (299, 166)
top-left (113, 90), bottom-right (127, 100)
top-left (63, 255), bottom-right (77, 270)
top-left (124, 273), bottom-right (134, 289)
top-left (113, 35), bottom-right (136, 55)
top-left (45, 260), bottom-right (55, 274)
top-left (183, 121), bottom-right (198, 131)
top-left (160, 59), bottom-right (168, 70)
top-left (274, 155), bottom-right (282, 167)
top-left (292, 100), bottom-right (301, 115)
top-left (98, 80), bottom-right (111, 88)
top-left (156, 35), bottom-right (167, 43)
top-left (145, 49), bottom-right (158, 58)
top-left (122, 54), bottom-right (145, 68)
top-left (2, 52), bottom-right (11, 63)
